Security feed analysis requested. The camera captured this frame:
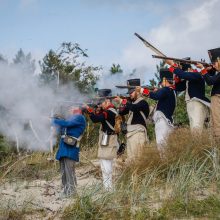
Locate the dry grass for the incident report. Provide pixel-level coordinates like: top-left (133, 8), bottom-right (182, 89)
top-left (1, 128), bottom-right (220, 219)
top-left (62, 128), bottom-right (220, 219)
top-left (0, 152), bottom-right (59, 182)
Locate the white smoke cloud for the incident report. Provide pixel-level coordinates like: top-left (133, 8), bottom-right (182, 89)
top-left (0, 62), bottom-right (86, 152)
top-left (119, 0), bottom-right (220, 82)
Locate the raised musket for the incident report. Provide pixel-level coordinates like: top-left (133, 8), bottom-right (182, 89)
top-left (152, 55), bottom-right (210, 67)
top-left (134, 33), bottom-right (166, 57)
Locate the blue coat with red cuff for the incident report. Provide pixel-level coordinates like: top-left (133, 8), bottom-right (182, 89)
top-left (171, 68), bottom-right (210, 103)
top-left (149, 87), bottom-right (176, 123)
top-left (52, 114), bottom-right (86, 162)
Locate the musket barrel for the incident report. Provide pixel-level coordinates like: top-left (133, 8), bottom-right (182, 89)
top-left (152, 55), bottom-right (210, 66)
top-left (134, 33), bottom-right (166, 57)
top-left (115, 85), bottom-right (154, 90)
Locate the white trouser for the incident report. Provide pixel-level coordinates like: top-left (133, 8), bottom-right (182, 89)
top-left (100, 159), bottom-right (113, 191)
top-left (155, 116), bottom-right (173, 153)
top-left (187, 100), bottom-right (208, 133)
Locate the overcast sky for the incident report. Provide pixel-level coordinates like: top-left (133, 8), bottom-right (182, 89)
top-left (0, 0), bottom-right (219, 83)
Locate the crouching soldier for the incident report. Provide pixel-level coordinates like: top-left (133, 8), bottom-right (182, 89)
top-left (85, 89), bottom-right (119, 191)
top-left (52, 106), bottom-right (86, 197)
top-left (140, 69), bottom-right (176, 156)
top-left (114, 79), bottom-right (150, 161)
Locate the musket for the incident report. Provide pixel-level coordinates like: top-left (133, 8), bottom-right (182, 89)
top-left (93, 95), bottom-right (130, 100)
top-left (152, 55), bottom-right (210, 67)
top-left (115, 85), bottom-right (155, 90)
top-left (134, 33), bottom-right (166, 57)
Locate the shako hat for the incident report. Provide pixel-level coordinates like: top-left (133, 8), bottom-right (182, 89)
top-left (159, 68), bottom-right (173, 83)
top-left (97, 89), bottom-right (112, 97)
top-left (180, 57), bottom-right (191, 71)
top-left (208, 48), bottom-right (220, 63)
top-left (127, 78), bottom-right (140, 94)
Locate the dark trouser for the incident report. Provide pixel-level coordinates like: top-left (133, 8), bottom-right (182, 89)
top-left (60, 157), bottom-right (77, 196)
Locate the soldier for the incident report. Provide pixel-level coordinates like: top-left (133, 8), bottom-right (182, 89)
top-left (166, 58), bottom-right (210, 133)
top-left (139, 69), bottom-right (176, 156)
top-left (85, 89), bottom-right (119, 191)
top-left (52, 106), bottom-right (86, 197)
top-left (196, 48), bottom-right (220, 145)
top-left (114, 79), bottom-right (150, 161)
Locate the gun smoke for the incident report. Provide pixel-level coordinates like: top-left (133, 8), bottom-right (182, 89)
top-left (96, 68), bottom-right (149, 95)
top-left (0, 62), bottom-right (86, 152)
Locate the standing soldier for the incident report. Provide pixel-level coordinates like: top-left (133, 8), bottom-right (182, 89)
top-left (52, 106), bottom-right (86, 197)
top-left (114, 79), bottom-right (150, 161)
top-left (85, 89), bottom-right (119, 191)
top-left (166, 58), bottom-right (210, 133)
top-left (196, 48), bottom-right (220, 145)
top-left (139, 69), bottom-right (176, 156)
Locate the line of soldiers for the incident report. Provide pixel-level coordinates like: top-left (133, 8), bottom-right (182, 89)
top-left (52, 47), bottom-right (220, 195)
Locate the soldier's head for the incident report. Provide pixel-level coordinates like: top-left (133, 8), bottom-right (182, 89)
top-left (127, 78), bottom-right (141, 100)
top-left (180, 57), bottom-right (192, 72)
top-left (208, 48), bottom-right (220, 71)
top-left (129, 90), bottom-right (137, 100)
top-left (68, 106), bottom-right (82, 115)
top-left (101, 98), bottom-right (112, 110)
top-left (160, 68), bottom-right (174, 87)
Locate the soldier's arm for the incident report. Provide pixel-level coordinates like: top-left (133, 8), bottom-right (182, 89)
top-left (148, 88), bottom-right (168, 100)
top-left (170, 68), bottom-right (202, 81)
top-left (203, 72), bottom-right (220, 85)
top-left (53, 116), bottom-right (83, 127)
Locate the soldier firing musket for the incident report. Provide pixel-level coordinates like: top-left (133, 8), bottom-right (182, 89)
top-left (83, 89), bottom-right (119, 191)
top-left (51, 105), bottom-right (86, 197)
top-left (138, 69), bottom-right (176, 158)
top-left (114, 79), bottom-right (150, 161)
top-left (196, 48), bottom-right (220, 145)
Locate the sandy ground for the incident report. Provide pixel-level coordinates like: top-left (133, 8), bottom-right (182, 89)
top-left (0, 160), bottom-right (102, 220)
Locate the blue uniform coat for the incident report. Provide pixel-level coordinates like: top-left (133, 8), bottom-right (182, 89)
top-left (52, 114), bottom-right (86, 162)
top-left (149, 87), bottom-right (176, 123)
top-left (173, 68), bottom-right (210, 103)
